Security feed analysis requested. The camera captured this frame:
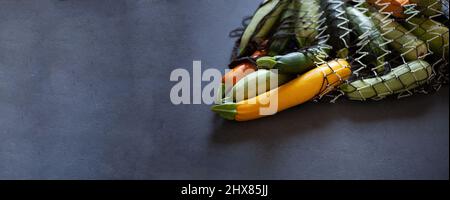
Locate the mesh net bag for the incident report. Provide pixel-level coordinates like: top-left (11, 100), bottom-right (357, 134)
top-left (332, 0), bottom-right (449, 101)
top-left (227, 0), bottom-right (448, 103)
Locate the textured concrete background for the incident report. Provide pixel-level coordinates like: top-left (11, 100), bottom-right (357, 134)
top-left (0, 0), bottom-right (448, 179)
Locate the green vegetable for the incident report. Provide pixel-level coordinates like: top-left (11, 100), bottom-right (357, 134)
top-left (410, 0), bottom-right (442, 16)
top-left (346, 6), bottom-right (387, 74)
top-left (321, 0), bottom-right (350, 58)
top-left (371, 11), bottom-right (428, 61)
top-left (238, 0), bottom-right (289, 56)
top-left (257, 0), bottom-right (330, 75)
top-left (224, 69), bottom-right (294, 102)
top-left (296, 0), bottom-right (321, 47)
top-left (403, 17), bottom-right (449, 60)
top-left (256, 44), bottom-right (330, 74)
top-left (340, 60), bottom-right (432, 100)
top-left (268, 0), bottom-right (301, 56)
top-left (211, 59), bottom-right (352, 121)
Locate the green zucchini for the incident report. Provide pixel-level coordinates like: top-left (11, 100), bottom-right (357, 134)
top-left (238, 0), bottom-right (289, 56)
top-left (340, 60), bottom-right (432, 100)
top-left (403, 17), bottom-right (449, 60)
top-left (256, 43), bottom-right (330, 74)
top-left (268, 0), bottom-right (301, 56)
top-left (371, 11), bottom-right (428, 61)
top-left (224, 69), bottom-right (294, 102)
top-left (321, 0), bottom-right (351, 58)
top-left (256, 0), bottom-right (330, 75)
top-left (296, 0), bottom-right (322, 47)
top-left (410, 0), bottom-right (443, 16)
top-left (346, 6), bottom-right (387, 74)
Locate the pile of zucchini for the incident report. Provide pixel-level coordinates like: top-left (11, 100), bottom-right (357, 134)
top-left (212, 0), bottom-right (449, 121)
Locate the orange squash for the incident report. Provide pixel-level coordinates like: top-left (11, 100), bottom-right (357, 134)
top-left (368, 0), bottom-right (410, 18)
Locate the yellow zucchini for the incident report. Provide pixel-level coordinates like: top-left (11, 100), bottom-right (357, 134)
top-left (211, 59), bottom-right (352, 121)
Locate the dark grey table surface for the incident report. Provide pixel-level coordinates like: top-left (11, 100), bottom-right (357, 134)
top-left (0, 0), bottom-right (448, 180)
